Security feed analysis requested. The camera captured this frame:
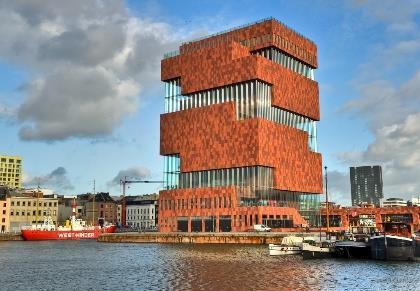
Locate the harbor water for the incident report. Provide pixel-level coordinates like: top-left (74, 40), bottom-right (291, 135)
top-left (0, 241), bottom-right (418, 290)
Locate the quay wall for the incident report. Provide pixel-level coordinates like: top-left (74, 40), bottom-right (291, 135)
top-left (0, 233), bottom-right (23, 241)
top-left (98, 232), bottom-right (313, 244)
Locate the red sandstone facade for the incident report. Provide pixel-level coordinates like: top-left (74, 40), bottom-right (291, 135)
top-left (159, 18), bottom-right (323, 232)
top-left (320, 206), bottom-right (420, 233)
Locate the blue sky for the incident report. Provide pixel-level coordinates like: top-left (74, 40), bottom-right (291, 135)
top-left (0, 0), bottom-right (419, 204)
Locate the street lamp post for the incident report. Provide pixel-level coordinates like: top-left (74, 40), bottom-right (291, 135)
top-left (325, 166), bottom-right (330, 234)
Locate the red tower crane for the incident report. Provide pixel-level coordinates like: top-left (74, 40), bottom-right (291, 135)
top-left (120, 176), bottom-right (164, 227)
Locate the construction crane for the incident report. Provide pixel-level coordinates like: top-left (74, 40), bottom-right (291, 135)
top-left (120, 176), bottom-right (164, 227)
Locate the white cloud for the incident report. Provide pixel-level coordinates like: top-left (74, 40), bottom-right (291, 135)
top-left (340, 70), bottom-right (420, 200)
top-left (351, 0), bottom-right (420, 33)
top-left (24, 166), bottom-right (74, 192)
top-left (107, 167), bottom-right (151, 188)
top-left (0, 0), bottom-right (181, 141)
top-left (327, 170), bottom-right (351, 206)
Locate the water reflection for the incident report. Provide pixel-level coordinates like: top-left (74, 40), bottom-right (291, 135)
top-left (0, 241), bottom-right (417, 290)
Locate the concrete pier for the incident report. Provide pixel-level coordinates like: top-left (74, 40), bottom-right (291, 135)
top-left (98, 232), bottom-right (313, 244)
top-left (0, 233), bottom-right (23, 241)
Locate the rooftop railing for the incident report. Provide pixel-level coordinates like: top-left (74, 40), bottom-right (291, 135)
top-left (162, 17), bottom-right (315, 59)
top-left (163, 50), bottom-right (180, 59)
top-left (181, 17), bottom-right (315, 46)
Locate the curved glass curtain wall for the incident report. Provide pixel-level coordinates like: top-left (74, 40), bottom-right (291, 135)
top-left (163, 154), bottom-right (180, 190)
top-left (252, 47), bottom-right (315, 80)
top-left (299, 194), bottom-right (321, 227)
top-left (164, 79), bottom-right (317, 152)
top-left (164, 162), bottom-right (319, 213)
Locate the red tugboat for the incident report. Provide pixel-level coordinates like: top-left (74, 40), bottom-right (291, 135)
top-left (21, 200), bottom-right (116, 241)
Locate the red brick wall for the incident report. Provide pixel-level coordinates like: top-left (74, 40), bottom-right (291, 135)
top-left (161, 42), bottom-right (319, 120)
top-left (158, 186), bottom-right (308, 232)
top-left (159, 19), bottom-right (323, 232)
top-left (179, 19), bottom-right (317, 67)
top-left (160, 102), bottom-right (323, 193)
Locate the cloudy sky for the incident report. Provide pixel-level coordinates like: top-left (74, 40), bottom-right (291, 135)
top-left (0, 0), bottom-right (419, 204)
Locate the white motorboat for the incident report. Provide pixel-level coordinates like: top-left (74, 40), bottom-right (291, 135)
top-left (302, 240), bottom-right (334, 259)
top-left (269, 236), bottom-right (303, 256)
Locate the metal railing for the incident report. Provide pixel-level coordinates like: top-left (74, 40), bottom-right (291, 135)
top-left (162, 17), bottom-right (315, 59)
top-left (181, 17), bottom-right (315, 46)
top-left (163, 50), bottom-right (180, 59)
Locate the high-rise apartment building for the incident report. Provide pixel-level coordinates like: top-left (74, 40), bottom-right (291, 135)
top-left (0, 155), bottom-right (23, 189)
top-left (350, 166), bottom-right (383, 207)
top-left (159, 18), bottom-right (323, 232)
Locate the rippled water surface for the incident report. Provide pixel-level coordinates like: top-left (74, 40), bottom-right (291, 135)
top-left (0, 241), bottom-right (418, 290)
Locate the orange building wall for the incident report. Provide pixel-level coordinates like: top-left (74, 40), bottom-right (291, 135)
top-left (179, 19), bottom-right (317, 67)
top-left (161, 102), bottom-right (322, 193)
top-left (159, 186), bottom-right (308, 232)
top-left (162, 42), bottom-right (319, 120)
top-left (321, 206), bottom-right (420, 232)
top-left (159, 19), bottom-right (322, 232)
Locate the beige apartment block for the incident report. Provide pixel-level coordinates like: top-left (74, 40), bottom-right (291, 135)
top-left (0, 155), bottom-right (23, 189)
top-left (9, 193), bottom-right (58, 231)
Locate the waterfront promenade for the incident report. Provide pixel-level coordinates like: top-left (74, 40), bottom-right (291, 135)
top-left (97, 232), bottom-right (319, 244)
top-left (0, 233), bottom-right (22, 241)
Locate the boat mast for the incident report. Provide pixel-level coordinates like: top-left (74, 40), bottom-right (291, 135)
top-left (71, 197), bottom-right (76, 230)
top-left (92, 179), bottom-right (96, 226)
top-left (36, 181), bottom-right (40, 228)
top-left (121, 176), bottom-right (127, 227)
top-left (325, 166), bottom-right (330, 235)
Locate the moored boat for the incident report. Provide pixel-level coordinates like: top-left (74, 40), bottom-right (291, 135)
top-left (269, 236), bottom-right (303, 256)
top-left (370, 222), bottom-right (415, 261)
top-left (414, 234), bottom-right (420, 261)
top-left (334, 233), bottom-right (371, 259)
top-left (21, 200), bottom-right (116, 241)
top-left (334, 240), bottom-right (371, 259)
top-left (302, 240), bottom-right (334, 259)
